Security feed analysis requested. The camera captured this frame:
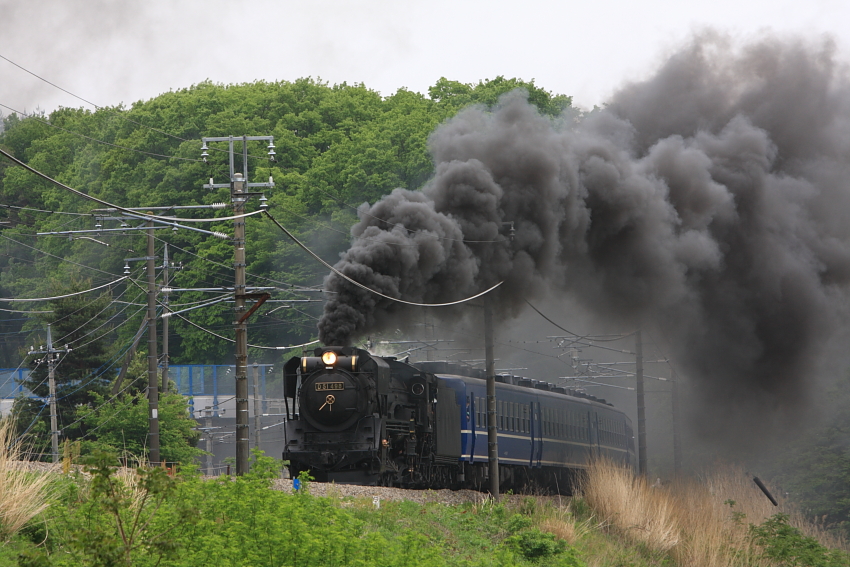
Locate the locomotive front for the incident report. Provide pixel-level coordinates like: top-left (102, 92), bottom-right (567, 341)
top-left (297, 350), bottom-right (375, 433)
top-left (283, 346), bottom-right (388, 484)
top-left (283, 346), bottom-right (445, 486)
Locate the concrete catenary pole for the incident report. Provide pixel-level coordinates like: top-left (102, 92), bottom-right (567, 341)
top-left (671, 367), bottom-right (682, 475)
top-left (253, 361), bottom-right (262, 449)
top-left (635, 329), bottom-right (646, 476)
top-left (146, 219), bottom-right (160, 465)
top-left (232, 172), bottom-right (250, 475)
top-left (484, 300), bottom-right (499, 501)
top-left (161, 244), bottom-right (170, 393)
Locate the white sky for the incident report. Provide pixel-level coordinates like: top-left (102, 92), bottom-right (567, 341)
top-left (1, 0), bottom-right (849, 115)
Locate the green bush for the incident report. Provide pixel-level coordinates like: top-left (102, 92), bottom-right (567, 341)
top-left (21, 456), bottom-right (594, 567)
top-left (751, 513), bottom-right (850, 567)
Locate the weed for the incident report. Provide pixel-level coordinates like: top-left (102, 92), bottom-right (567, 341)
top-left (0, 418), bottom-right (56, 539)
top-left (751, 513), bottom-right (850, 567)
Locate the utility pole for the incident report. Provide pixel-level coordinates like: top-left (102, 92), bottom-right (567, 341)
top-left (205, 407), bottom-right (214, 474)
top-left (28, 325), bottom-right (69, 463)
top-left (484, 300), bottom-right (499, 501)
top-left (146, 219), bottom-right (160, 465)
top-left (38, 205), bottom-right (233, 464)
top-left (671, 367), bottom-right (682, 475)
top-left (253, 361), bottom-right (262, 449)
top-left (161, 244), bottom-right (170, 393)
top-left (635, 329), bottom-right (647, 476)
top-left (202, 135), bottom-right (275, 475)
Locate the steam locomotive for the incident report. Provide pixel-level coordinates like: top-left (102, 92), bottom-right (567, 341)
top-left (283, 346), bottom-right (636, 492)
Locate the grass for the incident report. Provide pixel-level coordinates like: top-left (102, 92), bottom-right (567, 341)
top-left (576, 458), bottom-right (849, 567)
top-left (2, 451), bottom-right (848, 566)
top-left (0, 418), bottom-right (56, 539)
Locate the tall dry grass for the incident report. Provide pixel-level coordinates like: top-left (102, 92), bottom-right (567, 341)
top-left (0, 418), bottom-right (58, 538)
top-left (579, 458), bottom-right (845, 567)
top-left (580, 461), bottom-right (680, 553)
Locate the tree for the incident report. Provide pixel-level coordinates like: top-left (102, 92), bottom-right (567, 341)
top-left (0, 76), bottom-right (575, 367)
top-left (75, 351), bottom-right (202, 465)
top-left (768, 372), bottom-right (850, 535)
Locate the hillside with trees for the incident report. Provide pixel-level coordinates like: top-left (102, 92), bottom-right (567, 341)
top-left (0, 77), bottom-right (570, 462)
top-left (0, 76), bottom-right (571, 368)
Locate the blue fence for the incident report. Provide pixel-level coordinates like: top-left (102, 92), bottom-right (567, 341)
top-left (0, 368), bottom-right (30, 398)
top-left (168, 364), bottom-right (278, 417)
top-left (0, 364), bottom-right (278, 402)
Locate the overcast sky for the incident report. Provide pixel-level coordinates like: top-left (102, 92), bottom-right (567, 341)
top-left (1, 0), bottom-right (848, 116)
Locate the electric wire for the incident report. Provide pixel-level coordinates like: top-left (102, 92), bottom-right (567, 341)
top-left (172, 312), bottom-right (318, 351)
top-left (0, 203), bottom-right (91, 217)
top-left (0, 53), bottom-right (274, 162)
top-left (0, 102), bottom-right (205, 163)
top-left (0, 356), bottom-right (42, 403)
top-left (64, 373), bottom-right (148, 441)
top-left (54, 321), bottom-right (146, 403)
top-left (66, 304), bottom-right (146, 352)
top-left (414, 319), bottom-right (575, 366)
top-left (263, 210), bottom-right (504, 307)
top-left (0, 276), bottom-right (127, 302)
top-left (525, 299), bottom-right (636, 343)
top-left (161, 296), bottom-right (230, 319)
top-left (275, 203), bottom-right (447, 248)
top-left (0, 147), bottom-right (264, 225)
top-left (0, 233), bottom-right (121, 278)
top-left (153, 235), bottom-right (325, 295)
top-left (57, 281), bottom-right (139, 344)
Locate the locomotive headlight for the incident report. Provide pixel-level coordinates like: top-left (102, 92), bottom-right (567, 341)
top-left (322, 351), bottom-right (338, 366)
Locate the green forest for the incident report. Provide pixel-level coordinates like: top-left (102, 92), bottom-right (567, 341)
top-left (0, 76), bottom-right (570, 367)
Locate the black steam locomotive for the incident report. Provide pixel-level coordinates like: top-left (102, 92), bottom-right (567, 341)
top-left (283, 346), bottom-right (636, 491)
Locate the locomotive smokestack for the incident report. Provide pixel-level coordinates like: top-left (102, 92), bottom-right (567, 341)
top-left (319, 31), bottom-right (850, 448)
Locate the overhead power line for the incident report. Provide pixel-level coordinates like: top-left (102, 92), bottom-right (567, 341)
top-left (172, 312), bottom-right (319, 351)
top-left (0, 53), bottom-right (273, 162)
top-left (0, 276), bottom-right (127, 302)
top-left (263, 210), bottom-right (504, 307)
top-left (0, 233), bottom-right (121, 278)
top-left (0, 147), bottom-right (263, 225)
top-left (0, 102), bottom-right (204, 163)
top-left (0, 203), bottom-right (91, 217)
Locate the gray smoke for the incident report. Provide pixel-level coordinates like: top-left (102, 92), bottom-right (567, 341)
top-left (320, 32), bottom-right (850, 438)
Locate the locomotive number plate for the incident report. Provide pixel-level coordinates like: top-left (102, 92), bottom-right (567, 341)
top-left (315, 382), bottom-right (344, 391)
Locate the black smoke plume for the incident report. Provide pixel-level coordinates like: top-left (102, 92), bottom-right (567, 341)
top-left (319, 32), bottom-right (850, 439)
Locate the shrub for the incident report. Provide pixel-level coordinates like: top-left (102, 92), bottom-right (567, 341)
top-left (751, 513), bottom-right (850, 567)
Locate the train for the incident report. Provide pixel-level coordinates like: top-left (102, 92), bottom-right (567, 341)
top-left (282, 345), bottom-right (636, 492)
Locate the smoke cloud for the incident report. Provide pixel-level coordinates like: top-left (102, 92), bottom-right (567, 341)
top-left (319, 32), bottom-right (850, 440)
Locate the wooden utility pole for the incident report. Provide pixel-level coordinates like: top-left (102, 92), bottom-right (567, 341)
top-left (252, 361), bottom-right (262, 449)
top-left (635, 329), bottom-right (647, 476)
top-left (202, 135), bottom-right (275, 475)
top-left (232, 172), bottom-right (249, 474)
top-left (161, 244), bottom-right (170, 393)
top-left (484, 300), bottom-right (499, 501)
top-left (29, 325), bottom-right (68, 463)
top-left (146, 219), bottom-right (160, 465)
